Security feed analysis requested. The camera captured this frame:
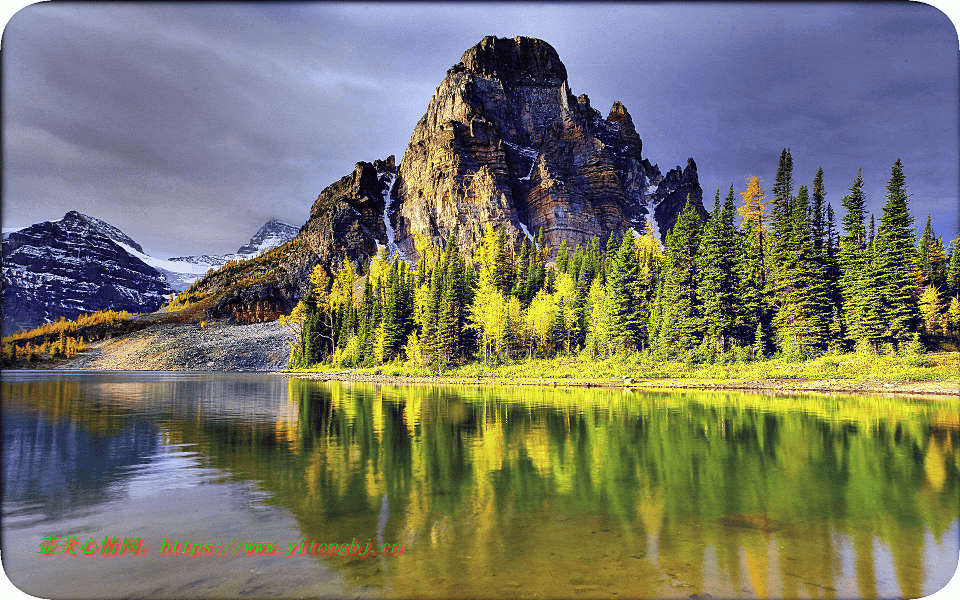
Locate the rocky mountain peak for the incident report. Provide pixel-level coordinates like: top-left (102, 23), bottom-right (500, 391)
top-left (454, 36), bottom-right (568, 86)
top-left (2, 212), bottom-right (171, 334)
top-left (393, 35), bottom-right (704, 258)
top-left (236, 219), bottom-right (298, 256)
top-left (60, 210), bottom-right (145, 254)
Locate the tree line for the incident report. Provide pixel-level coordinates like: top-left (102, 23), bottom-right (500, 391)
top-left (288, 154), bottom-right (960, 368)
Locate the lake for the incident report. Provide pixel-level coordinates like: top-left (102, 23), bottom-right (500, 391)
top-left (2, 371), bottom-right (957, 599)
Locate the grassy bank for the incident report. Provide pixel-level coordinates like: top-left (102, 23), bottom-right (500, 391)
top-left (290, 351), bottom-right (960, 395)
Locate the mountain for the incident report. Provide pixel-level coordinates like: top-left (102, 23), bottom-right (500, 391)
top-left (234, 219), bottom-right (300, 256)
top-left (1, 214), bottom-right (300, 334)
top-left (1, 211), bottom-right (172, 335)
top-left (179, 36), bottom-right (708, 323)
top-left (163, 219), bottom-right (299, 290)
top-left (394, 35), bottom-right (706, 256)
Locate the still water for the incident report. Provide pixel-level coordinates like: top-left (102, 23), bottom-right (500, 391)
top-left (2, 371), bottom-right (958, 599)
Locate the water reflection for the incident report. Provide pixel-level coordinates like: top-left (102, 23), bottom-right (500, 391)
top-left (1, 372), bottom-right (957, 598)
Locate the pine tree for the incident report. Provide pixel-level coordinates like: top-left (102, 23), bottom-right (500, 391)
top-left (557, 239), bottom-right (570, 274)
top-left (873, 159), bottom-right (919, 343)
top-left (697, 187), bottom-right (738, 354)
top-left (947, 238), bottom-right (960, 298)
top-left (918, 216), bottom-right (934, 286)
top-left (604, 234), bottom-right (642, 352)
top-left (838, 169), bottom-right (877, 345)
top-left (929, 237), bottom-right (948, 291)
top-left (515, 237), bottom-right (531, 303)
top-left (734, 181), bottom-right (769, 348)
top-left (658, 198), bottom-right (704, 356)
top-left (772, 185), bottom-right (828, 355)
top-left (810, 167), bottom-right (827, 257)
top-left (768, 149), bottom-right (794, 285)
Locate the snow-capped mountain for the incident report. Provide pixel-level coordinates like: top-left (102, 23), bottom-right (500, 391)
top-left (1, 213), bottom-right (300, 335)
top-left (162, 219), bottom-right (298, 290)
top-left (1, 211), bottom-right (173, 335)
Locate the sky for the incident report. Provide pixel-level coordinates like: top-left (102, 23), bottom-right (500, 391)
top-left (2, 1), bottom-right (958, 258)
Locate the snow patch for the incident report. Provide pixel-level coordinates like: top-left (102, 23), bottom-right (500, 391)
top-left (649, 204), bottom-right (662, 244)
top-left (379, 173), bottom-right (407, 261)
top-left (503, 140), bottom-right (539, 182)
top-left (114, 241), bottom-right (212, 276)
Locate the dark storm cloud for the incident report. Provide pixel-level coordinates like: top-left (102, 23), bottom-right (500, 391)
top-left (2, 2), bottom-right (957, 256)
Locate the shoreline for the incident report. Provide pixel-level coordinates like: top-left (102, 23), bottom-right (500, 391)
top-left (292, 371), bottom-right (960, 399)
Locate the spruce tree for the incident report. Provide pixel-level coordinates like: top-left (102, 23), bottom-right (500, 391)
top-left (604, 234), bottom-right (642, 352)
top-left (838, 169), bottom-right (877, 345)
top-left (947, 238), bottom-right (960, 298)
top-left (810, 167), bottom-right (827, 257)
top-left (769, 148), bottom-right (794, 285)
top-left (658, 199), bottom-right (703, 355)
top-left (697, 188), bottom-right (738, 354)
top-left (873, 159), bottom-right (919, 343)
top-left (557, 239), bottom-right (570, 274)
top-left (773, 185), bottom-right (828, 355)
top-left (918, 216), bottom-right (934, 286)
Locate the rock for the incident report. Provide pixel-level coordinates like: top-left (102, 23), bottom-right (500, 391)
top-left (651, 158), bottom-right (707, 236)
top-left (393, 35), bottom-right (704, 258)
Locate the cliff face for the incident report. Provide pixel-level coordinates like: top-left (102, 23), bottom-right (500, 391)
top-left (392, 35), bottom-right (704, 257)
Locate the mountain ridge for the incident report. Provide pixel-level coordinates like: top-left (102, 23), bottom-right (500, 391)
top-left (1, 213), bottom-right (298, 334)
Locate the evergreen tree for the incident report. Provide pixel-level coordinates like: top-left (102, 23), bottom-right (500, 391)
top-left (734, 185), bottom-right (769, 348)
top-left (873, 159), bottom-right (919, 343)
top-left (437, 237), bottom-right (465, 362)
top-left (514, 237), bottom-right (531, 302)
top-left (810, 167), bottom-right (827, 257)
top-left (604, 234), bottom-right (643, 352)
top-left (657, 198), bottom-right (704, 356)
top-left (918, 216), bottom-right (934, 286)
top-left (557, 239), bottom-right (570, 274)
top-left (838, 169), bottom-right (879, 345)
top-left (769, 149), bottom-right (794, 284)
top-left (772, 185), bottom-right (824, 355)
top-left (697, 187), bottom-right (738, 354)
top-left (929, 237), bottom-right (948, 291)
top-left (947, 238), bottom-right (960, 298)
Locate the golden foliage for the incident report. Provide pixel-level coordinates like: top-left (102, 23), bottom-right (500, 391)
top-left (738, 176), bottom-right (771, 229)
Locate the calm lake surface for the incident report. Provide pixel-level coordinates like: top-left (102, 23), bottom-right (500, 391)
top-left (2, 371), bottom-right (957, 599)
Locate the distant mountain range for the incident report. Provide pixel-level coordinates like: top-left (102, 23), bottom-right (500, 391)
top-left (1, 213), bottom-right (297, 335)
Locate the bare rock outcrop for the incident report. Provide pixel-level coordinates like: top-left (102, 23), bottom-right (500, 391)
top-left (392, 35), bottom-right (705, 258)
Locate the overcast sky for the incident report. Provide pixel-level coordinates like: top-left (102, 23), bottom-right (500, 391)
top-left (2, 2), bottom-right (958, 258)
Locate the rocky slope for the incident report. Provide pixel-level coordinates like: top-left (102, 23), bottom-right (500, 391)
top-left (61, 319), bottom-right (291, 371)
top-left (181, 36), bottom-right (707, 323)
top-left (1, 211), bottom-right (173, 335)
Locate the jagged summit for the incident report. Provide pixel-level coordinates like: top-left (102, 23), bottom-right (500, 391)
top-left (394, 34), bottom-right (705, 258)
top-left (454, 36), bottom-right (567, 86)
top-left (236, 219), bottom-right (299, 256)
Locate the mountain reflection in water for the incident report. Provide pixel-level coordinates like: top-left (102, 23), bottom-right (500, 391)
top-left (2, 371), bottom-right (957, 599)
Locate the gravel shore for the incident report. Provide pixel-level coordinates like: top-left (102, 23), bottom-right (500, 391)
top-left (61, 319), bottom-right (291, 371)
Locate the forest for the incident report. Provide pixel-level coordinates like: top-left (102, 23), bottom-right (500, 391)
top-left (287, 153), bottom-right (960, 371)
